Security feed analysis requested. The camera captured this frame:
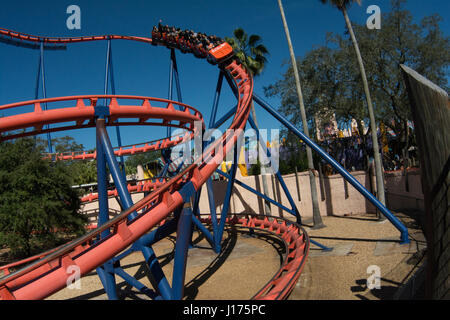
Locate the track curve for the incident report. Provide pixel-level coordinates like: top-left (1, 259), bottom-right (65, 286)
top-left (0, 95), bottom-right (202, 141)
top-left (44, 135), bottom-right (187, 161)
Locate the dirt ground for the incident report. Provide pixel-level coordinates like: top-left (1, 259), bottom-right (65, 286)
top-left (290, 211), bottom-right (426, 300)
top-left (46, 210), bottom-right (426, 300)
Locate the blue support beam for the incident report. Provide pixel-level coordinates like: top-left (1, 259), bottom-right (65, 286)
top-left (95, 115), bottom-right (118, 300)
top-left (252, 94), bottom-right (410, 244)
top-left (104, 38), bottom-right (126, 180)
top-left (96, 123), bottom-right (112, 240)
top-left (159, 160), bottom-right (170, 178)
top-left (144, 246), bottom-right (173, 300)
top-left (205, 72), bottom-right (226, 249)
top-left (247, 115), bottom-right (302, 224)
top-left (209, 71), bottom-right (224, 128)
top-left (171, 49), bottom-right (183, 105)
top-left (190, 71), bottom-right (226, 252)
top-left (191, 214), bottom-right (215, 247)
top-left (34, 47), bottom-right (42, 100)
top-left (172, 203), bottom-right (193, 299)
top-left (275, 170), bottom-right (302, 224)
top-left (310, 239), bottom-right (333, 251)
top-left (205, 178), bottom-right (218, 241)
top-left (111, 246), bottom-right (136, 264)
top-left (224, 71), bottom-right (335, 247)
top-left (212, 105), bottom-right (237, 130)
top-left (96, 265), bottom-right (118, 299)
top-left (216, 169), bottom-right (296, 216)
top-left (167, 49), bottom-right (174, 137)
top-left (192, 187), bottom-right (202, 217)
top-left (97, 118), bottom-right (173, 299)
top-left (114, 267), bottom-right (159, 299)
top-left (215, 145), bottom-right (238, 251)
top-left (39, 41), bottom-right (52, 154)
top-left (139, 217), bottom-right (178, 247)
top-left (103, 38), bottom-right (112, 106)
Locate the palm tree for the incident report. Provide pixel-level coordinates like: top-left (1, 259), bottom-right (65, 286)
top-left (320, 0), bottom-right (386, 215)
top-left (225, 28), bottom-right (272, 215)
top-left (277, 0), bottom-right (325, 228)
top-left (226, 28), bottom-right (269, 76)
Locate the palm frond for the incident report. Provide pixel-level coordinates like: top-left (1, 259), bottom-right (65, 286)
top-left (228, 28), bottom-right (269, 77)
top-left (248, 34), bottom-right (262, 47)
top-left (319, 0), bottom-right (361, 10)
top-left (252, 44), bottom-right (269, 56)
top-left (233, 28), bottom-right (245, 40)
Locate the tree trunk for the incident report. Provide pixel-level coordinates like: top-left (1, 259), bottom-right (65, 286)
top-left (278, 0), bottom-right (324, 228)
top-left (250, 101), bottom-right (272, 215)
top-left (342, 8), bottom-right (386, 216)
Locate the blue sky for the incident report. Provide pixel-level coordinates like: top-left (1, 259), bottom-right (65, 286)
top-left (0, 0), bottom-right (448, 151)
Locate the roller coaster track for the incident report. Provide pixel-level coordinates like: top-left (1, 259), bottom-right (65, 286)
top-left (43, 135), bottom-right (187, 161)
top-left (79, 178), bottom-right (167, 203)
top-left (0, 28), bottom-right (309, 300)
top-left (0, 95), bottom-right (202, 141)
top-left (0, 27), bottom-right (153, 45)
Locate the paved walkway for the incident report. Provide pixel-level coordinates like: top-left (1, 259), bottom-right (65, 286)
top-left (290, 211), bottom-right (426, 300)
top-left (47, 211), bottom-right (426, 300)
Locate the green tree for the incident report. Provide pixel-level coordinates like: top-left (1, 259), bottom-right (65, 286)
top-left (52, 136), bottom-right (84, 154)
top-left (0, 138), bottom-right (87, 257)
top-left (69, 160), bottom-right (98, 185)
top-left (225, 28), bottom-right (273, 215)
top-left (349, 0), bottom-right (449, 168)
top-left (125, 150), bottom-right (162, 175)
top-left (267, 0), bottom-right (449, 177)
top-left (46, 136), bottom-right (98, 186)
top-left (225, 28), bottom-right (268, 76)
top-left (265, 42), bottom-right (372, 160)
top-left (320, 0), bottom-right (387, 214)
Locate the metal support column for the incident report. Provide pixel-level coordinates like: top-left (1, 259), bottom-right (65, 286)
top-left (247, 115), bottom-right (302, 224)
top-left (39, 41), bottom-right (52, 153)
top-left (95, 116), bottom-right (118, 300)
top-left (172, 203), bottom-right (193, 299)
top-left (171, 49), bottom-right (183, 105)
top-left (216, 144), bottom-right (238, 251)
top-left (167, 49), bottom-right (174, 137)
top-left (191, 71), bottom-right (224, 252)
top-left (104, 38), bottom-right (126, 179)
top-left (97, 119), bottom-right (173, 299)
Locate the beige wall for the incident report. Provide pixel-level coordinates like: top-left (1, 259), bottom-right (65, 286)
top-left (197, 170), bottom-right (376, 218)
top-left (385, 169), bottom-right (424, 212)
top-left (82, 169), bottom-right (424, 224)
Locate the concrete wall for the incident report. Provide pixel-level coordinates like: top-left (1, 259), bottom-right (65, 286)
top-left (385, 169), bottom-right (424, 212)
top-left (197, 169), bottom-right (423, 218)
top-left (81, 169), bottom-right (424, 225)
top-left (80, 193), bottom-right (145, 226)
top-left (197, 170), bottom-right (375, 217)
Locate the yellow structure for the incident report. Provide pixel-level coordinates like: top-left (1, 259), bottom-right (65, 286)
top-left (220, 146), bottom-right (248, 177)
top-left (143, 161), bottom-right (160, 179)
